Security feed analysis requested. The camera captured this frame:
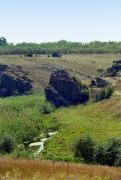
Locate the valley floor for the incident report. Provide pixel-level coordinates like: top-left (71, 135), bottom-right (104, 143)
top-left (43, 96), bottom-right (121, 161)
top-left (1, 54), bottom-right (121, 175)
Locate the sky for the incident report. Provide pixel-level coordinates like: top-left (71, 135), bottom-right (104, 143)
top-left (0, 0), bottom-right (121, 43)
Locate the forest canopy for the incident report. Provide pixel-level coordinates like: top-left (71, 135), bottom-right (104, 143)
top-left (0, 38), bottom-right (121, 55)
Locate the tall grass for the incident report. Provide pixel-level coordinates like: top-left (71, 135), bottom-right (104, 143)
top-left (0, 158), bottom-right (121, 179)
top-left (0, 94), bottom-right (44, 143)
top-left (0, 94), bottom-right (57, 157)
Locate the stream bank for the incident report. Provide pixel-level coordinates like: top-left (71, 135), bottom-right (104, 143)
top-left (29, 131), bottom-right (58, 157)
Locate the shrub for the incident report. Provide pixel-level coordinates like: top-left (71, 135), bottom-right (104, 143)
top-left (19, 123), bottom-right (39, 143)
top-left (95, 144), bottom-right (106, 165)
top-left (12, 144), bottom-right (34, 159)
top-left (40, 102), bottom-right (55, 114)
top-left (25, 52), bottom-right (33, 57)
top-left (115, 148), bottom-right (121, 166)
top-left (95, 86), bottom-right (115, 102)
top-left (104, 138), bottom-right (121, 166)
top-left (74, 136), bottom-right (121, 166)
top-left (77, 80), bottom-right (90, 103)
top-left (80, 84), bottom-right (90, 103)
top-left (74, 135), bottom-right (95, 163)
top-left (52, 51), bottom-right (62, 58)
top-left (0, 134), bottom-right (16, 153)
top-left (95, 138), bottom-right (121, 166)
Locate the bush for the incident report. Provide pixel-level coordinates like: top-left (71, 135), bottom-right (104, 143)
top-left (80, 84), bottom-right (90, 103)
top-left (104, 138), bottom-right (121, 166)
top-left (52, 51), bottom-right (62, 58)
top-left (0, 135), bottom-right (16, 153)
top-left (95, 144), bottom-right (106, 165)
top-left (115, 148), bottom-right (121, 166)
top-left (25, 52), bottom-right (33, 57)
top-left (74, 136), bottom-right (121, 166)
top-left (12, 144), bottom-right (34, 159)
top-left (95, 138), bottom-right (121, 166)
top-left (95, 86), bottom-right (115, 102)
top-left (74, 135), bottom-right (95, 163)
top-left (76, 80), bottom-right (90, 103)
top-left (40, 102), bottom-right (55, 114)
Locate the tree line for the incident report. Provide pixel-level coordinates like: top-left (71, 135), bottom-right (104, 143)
top-left (1, 38), bottom-right (121, 55)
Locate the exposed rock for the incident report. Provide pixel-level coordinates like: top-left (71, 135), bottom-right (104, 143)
top-left (0, 64), bottom-right (33, 97)
top-left (90, 77), bottom-right (110, 88)
top-left (113, 60), bottom-right (121, 64)
top-left (107, 60), bottom-right (121, 77)
top-left (45, 69), bottom-right (89, 107)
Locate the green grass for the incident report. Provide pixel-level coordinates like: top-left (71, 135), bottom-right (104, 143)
top-left (42, 96), bottom-right (121, 161)
top-left (0, 94), bottom-right (57, 157)
top-left (1, 93), bottom-right (121, 161)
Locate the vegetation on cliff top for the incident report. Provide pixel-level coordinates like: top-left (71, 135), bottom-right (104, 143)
top-left (1, 38), bottom-right (121, 55)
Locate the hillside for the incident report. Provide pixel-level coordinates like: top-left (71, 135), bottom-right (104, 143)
top-left (42, 96), bottom-right (121, 161)
top-left (0, 54), bottom-right (120, 92)
top-left (0, 93), bottom-right (121, 162)
top-left (0, 54), bottom-right (121, 161)
top-left (0, 54), bottom-right (121, 165)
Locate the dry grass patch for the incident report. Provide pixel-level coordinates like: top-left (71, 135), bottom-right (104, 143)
top-left (0, 158), bottom-right (121, 179)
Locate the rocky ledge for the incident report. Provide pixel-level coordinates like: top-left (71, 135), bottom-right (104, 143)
top-left (45, 69), bottom-right (89, 107)
top-left (0, 64), bottom-right (33, 97)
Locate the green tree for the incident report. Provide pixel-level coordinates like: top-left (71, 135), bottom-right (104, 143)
top-left (0, 37), bottom-right (7, 46)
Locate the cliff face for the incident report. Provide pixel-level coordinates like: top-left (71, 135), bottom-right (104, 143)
top-left (45, 69), bottom-right (89, 107)
top-left (0, 64), bottom-right (33, 97)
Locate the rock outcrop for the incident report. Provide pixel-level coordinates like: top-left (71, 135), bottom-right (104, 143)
top-left (0, 64), bottom-right (32, 97)
top-left (45, 69), bottom-right (89, 107)
top-left (90, 77), bottom-right (110, 88)
top-left (107, 60), bottom-right (121, 77)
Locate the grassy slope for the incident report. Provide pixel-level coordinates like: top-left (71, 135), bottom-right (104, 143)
top-left (1, 93), bottom-right (121, 162)
top-left (42, 96), bottom-right (121, 161)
